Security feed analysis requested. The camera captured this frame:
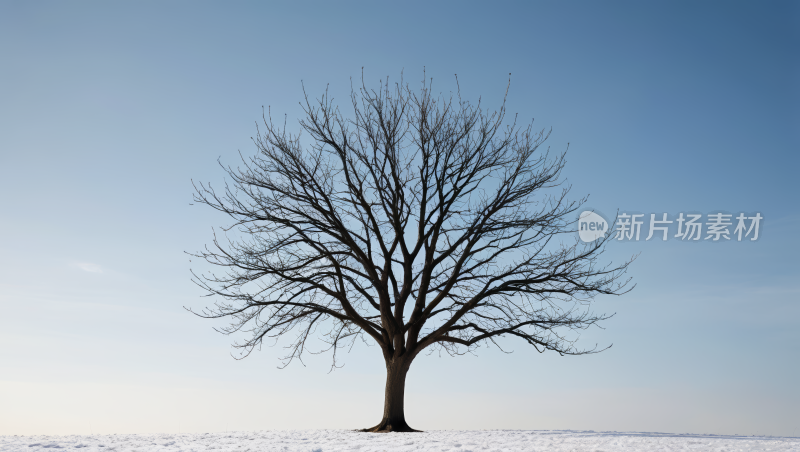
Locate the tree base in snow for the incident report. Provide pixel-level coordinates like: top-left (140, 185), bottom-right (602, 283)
top-left (360, 419), bottom-right (422, 433)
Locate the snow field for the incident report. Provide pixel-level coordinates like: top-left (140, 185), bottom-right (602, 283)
top-left (2, 429), bottom-right (798, 452)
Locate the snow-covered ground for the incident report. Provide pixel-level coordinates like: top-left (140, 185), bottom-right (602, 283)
top-left (2, 430), bottom-right (798, 451)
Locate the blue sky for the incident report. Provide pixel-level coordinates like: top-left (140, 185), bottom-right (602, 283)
top-left (1, 0), bottom-right (798, 436)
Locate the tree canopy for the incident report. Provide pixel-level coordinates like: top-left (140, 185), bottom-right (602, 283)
top-left (190, 73), bottom-right (633, 431)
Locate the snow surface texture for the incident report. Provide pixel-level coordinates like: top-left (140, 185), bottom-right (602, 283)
top-left (2, 430), bottom-right (799, 452)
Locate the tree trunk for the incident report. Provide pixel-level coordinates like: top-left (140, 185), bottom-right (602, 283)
top-left (361, 359), bottom-right (420, 432)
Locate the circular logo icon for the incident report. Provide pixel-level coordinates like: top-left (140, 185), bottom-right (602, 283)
top-left (578, 211), bottom-right (608, 242)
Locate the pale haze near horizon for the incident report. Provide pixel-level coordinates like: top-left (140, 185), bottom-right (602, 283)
top-left (0, 1), bottom-right (798, 437)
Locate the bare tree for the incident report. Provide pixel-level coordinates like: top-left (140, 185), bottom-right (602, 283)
top-left (190, 73), bottom-right (633, 432)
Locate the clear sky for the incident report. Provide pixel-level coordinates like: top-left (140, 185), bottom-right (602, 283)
top-left (1, 0), bottom-right (798, 437)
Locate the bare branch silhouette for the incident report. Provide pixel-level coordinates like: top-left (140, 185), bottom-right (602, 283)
top-left (190, 72), bottom-right (634, 432)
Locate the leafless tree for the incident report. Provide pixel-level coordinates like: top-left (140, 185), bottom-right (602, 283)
top-left (190, 73), bottom-right (633, 432)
